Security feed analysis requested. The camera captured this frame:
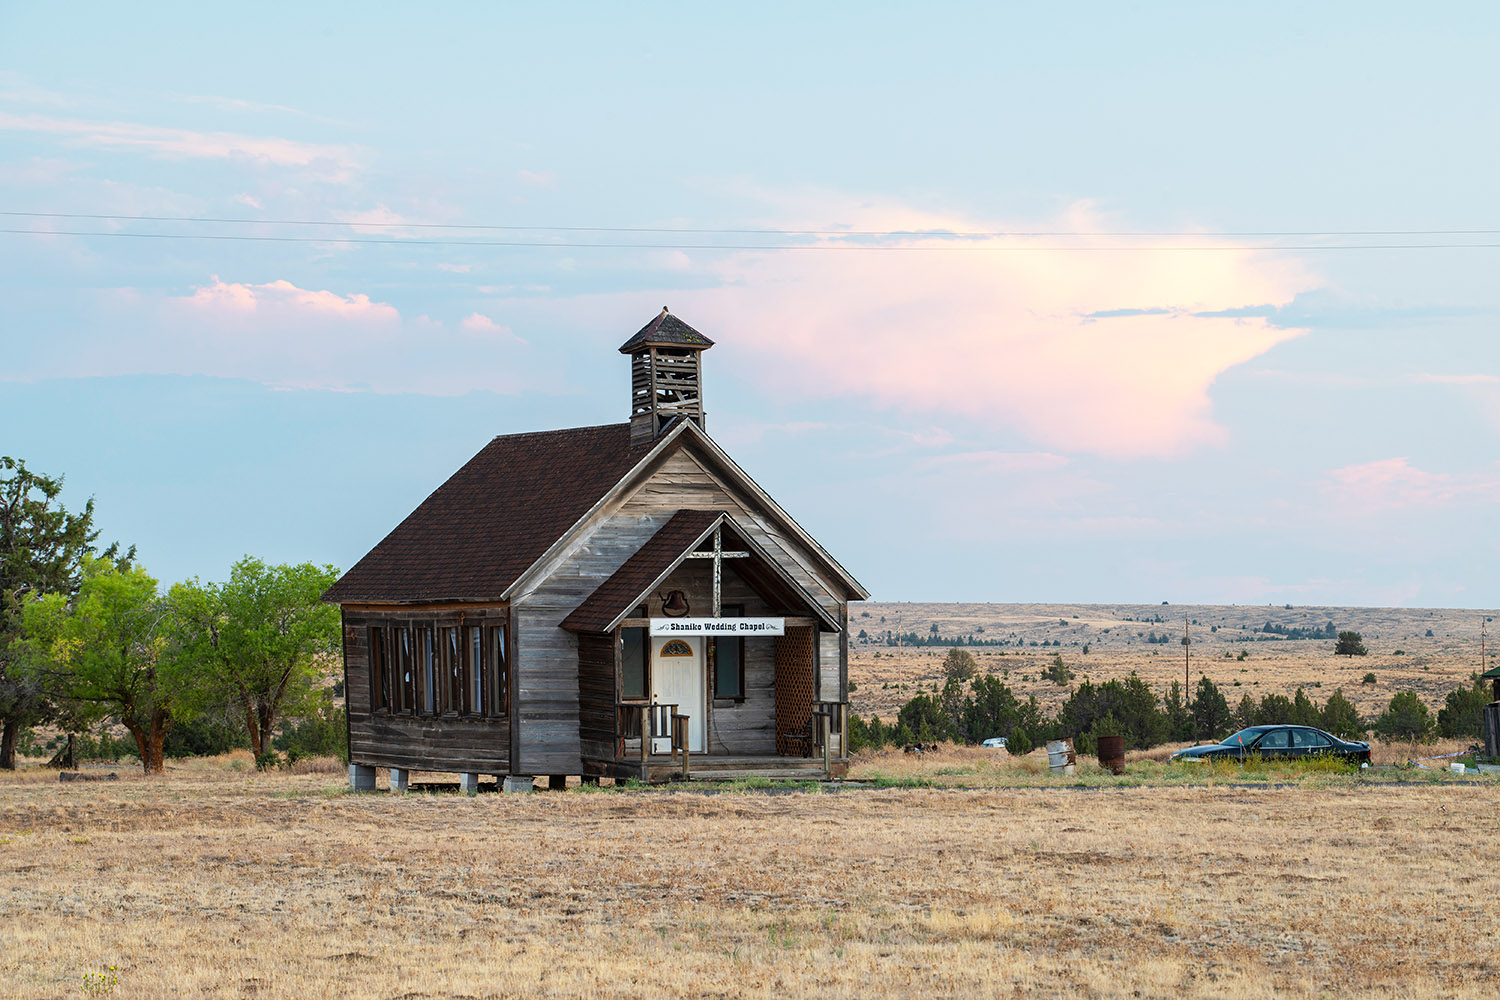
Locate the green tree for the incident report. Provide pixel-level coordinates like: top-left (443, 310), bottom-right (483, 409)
top-left (174, 558), bottom-right (340, 757)
top-left (1334, 631), bottom-right (1368, 657)
top-left (1232, 693), bottom-right (1258, 731)
top-left (1162, 680), bottom-right (1194, 741)
top-left (896, 693), bottom-right (953, 742)
top-left (0, 457), bottom-right (131, 769)
top-left (1436, 674), bottom-right (1489, 739)
top-left (1043, 654), bottom-right (1073, 686)
top-left (1190, 676), bottom-right (1232, 741)
top-left (1256, 692), bottom-right (1294, 725)
top-left (20, 561), bottom-right (200, 773)
top-left (941, 647), bottom-right (977, 684)
top-left (1319, 688), bottom-right (1364, 738)
top-left (960, 673), bottom-right (1039, 744)
top-left (1373, 691), bottom-right (1433, 742)
top-left (1290, 688), bottom-right (1321, 727)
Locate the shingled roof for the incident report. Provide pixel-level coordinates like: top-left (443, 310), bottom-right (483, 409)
top-left (322, 423), bottom-right (646, 603)
top-left (617, 308), bottom-right (715, 353)
top-left (559, 510), bottom-right (723, 632)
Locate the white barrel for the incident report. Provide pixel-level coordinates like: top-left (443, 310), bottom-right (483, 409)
top-left (1046, 738), bottom-right (1077, 775)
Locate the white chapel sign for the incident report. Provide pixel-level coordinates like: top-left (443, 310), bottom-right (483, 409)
top-left (650, 617), bottom-right (785, 637)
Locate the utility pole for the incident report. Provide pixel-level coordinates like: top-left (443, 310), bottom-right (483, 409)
top-left (1184, 617), bottom-right (1190, 697)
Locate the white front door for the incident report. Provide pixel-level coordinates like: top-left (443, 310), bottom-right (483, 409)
top-left (651, 635), bottom-right (705, 753)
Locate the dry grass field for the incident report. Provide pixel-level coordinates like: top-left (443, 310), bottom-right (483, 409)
top-left (849, 601), bottom-right (1496, 721)
top-left (3, 757), bottom-right (1498, 999)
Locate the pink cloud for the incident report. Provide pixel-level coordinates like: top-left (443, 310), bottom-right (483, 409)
top-left (923, 450), bottom-right (1070, 473)
top-left (648, 198), bottom-right (1320, 459)
top-left (184, 276), bottom-right (400, 323)
top-left (14, 277), bottom-right (526, 394)
top-left (460, 312), bottom-right (527, 344)
top-left (1323, 457), bottom-right (1500, 512)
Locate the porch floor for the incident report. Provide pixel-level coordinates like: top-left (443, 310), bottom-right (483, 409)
top-left (644, 753), bottom-right (834, 781)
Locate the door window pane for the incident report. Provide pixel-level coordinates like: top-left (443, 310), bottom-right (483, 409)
top-left (1294, 729), bottom-right (1331, 748)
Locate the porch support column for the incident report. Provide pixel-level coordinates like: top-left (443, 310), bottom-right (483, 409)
top-left (348, 764), bottom-right (376, 792)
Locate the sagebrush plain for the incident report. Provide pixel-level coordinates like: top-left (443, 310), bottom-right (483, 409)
top-left (2, 756), bottom-right (1497, 999)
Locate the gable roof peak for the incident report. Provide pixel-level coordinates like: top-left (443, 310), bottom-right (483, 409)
top-left (617, 307), bottom-right (715, 353)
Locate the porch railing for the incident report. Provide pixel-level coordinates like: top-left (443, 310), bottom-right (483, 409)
top-left (617, 702), bottom-right (690, 780)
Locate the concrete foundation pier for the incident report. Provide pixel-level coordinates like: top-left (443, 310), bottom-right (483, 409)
top-left (348, 764), bottom-right (376, 792)
top-left (502, 775), bottom-right (534, 793)
top-left (389, 768), bottom-right (409, 792)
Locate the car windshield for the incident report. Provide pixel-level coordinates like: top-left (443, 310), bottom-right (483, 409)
top-left (1220, 728), bottom-right (1263, 748)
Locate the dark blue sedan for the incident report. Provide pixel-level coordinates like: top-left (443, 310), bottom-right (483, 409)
top-left (1169, 725), bottom-right (1370, 766)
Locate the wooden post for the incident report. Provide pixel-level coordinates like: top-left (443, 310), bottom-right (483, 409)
top-left (821, 711), bottom-right (831, 777)
top-left (639, 704), bottom-right (649, 783)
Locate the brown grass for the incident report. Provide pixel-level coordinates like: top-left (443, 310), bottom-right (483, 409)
top-left (2, 767), bottom-right (1497, 998)
top-left (850, 601), bottom-right (1494, 721)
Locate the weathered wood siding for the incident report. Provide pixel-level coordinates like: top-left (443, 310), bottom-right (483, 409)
top-left (510, 440), bottom-right (850, 775)
top-left (342, 605), bottom-right (510, 774)
top-left (576, 632), bottom-right (616, 767)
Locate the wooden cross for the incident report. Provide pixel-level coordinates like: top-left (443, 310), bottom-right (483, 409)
top-left (684, 524), bottom-right (748, 617)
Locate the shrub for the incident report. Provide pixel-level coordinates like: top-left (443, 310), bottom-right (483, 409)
top-left (1007, 728), bottom-right (1033, 755)
top-left (1436, 675), bottom-right (1489, 738)
top-left (1043, 655), bottom-right (1072, 686)
top-left (1374, 691), bottom-right (1433, 742)
top-left (1361, 672), bottom-right (1377, 684)
top-left (164, 714), bottom-right (251, 758)
top-left (272, 702), bottom-right (348, 764)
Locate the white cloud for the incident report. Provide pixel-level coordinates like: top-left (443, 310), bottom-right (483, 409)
top-left (0, 111), bottom-right (361, 181)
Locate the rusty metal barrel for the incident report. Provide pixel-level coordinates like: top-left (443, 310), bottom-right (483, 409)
top-left (1096, 735), bottom-right (1126, 775)
top-left (1046, 738), bottom-right (1076, 776)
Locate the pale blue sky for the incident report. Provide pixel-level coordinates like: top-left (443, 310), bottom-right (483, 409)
top-left (2, 3), bottom-right (1497, 606)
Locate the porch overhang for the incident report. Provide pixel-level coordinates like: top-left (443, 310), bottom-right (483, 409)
top-left (559, 509), bottom-right (842, 634)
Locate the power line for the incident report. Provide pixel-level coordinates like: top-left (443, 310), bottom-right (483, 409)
top-left (4, 227), bottom-right (1500, 252)
top-left (3, 210), bottom-right (1499, 239)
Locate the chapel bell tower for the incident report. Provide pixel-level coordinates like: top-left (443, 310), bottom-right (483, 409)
top-left (619, 307), bottom-right (715, 448)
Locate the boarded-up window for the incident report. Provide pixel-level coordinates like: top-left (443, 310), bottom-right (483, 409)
top-left (369, 627), bottom-right (389, 711)
top-left (418, 628), bottom-right (435, 715)
top-left (441, 626), bottom-right (463, 715)
top-left (468, 625), bottom-right (484, 715)
top-left (621, 627), bottom-right (646, 700)
top-left (487, 625), bottom-right (509, 717)
top-left (396, 627), bottom-right (414, 714)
